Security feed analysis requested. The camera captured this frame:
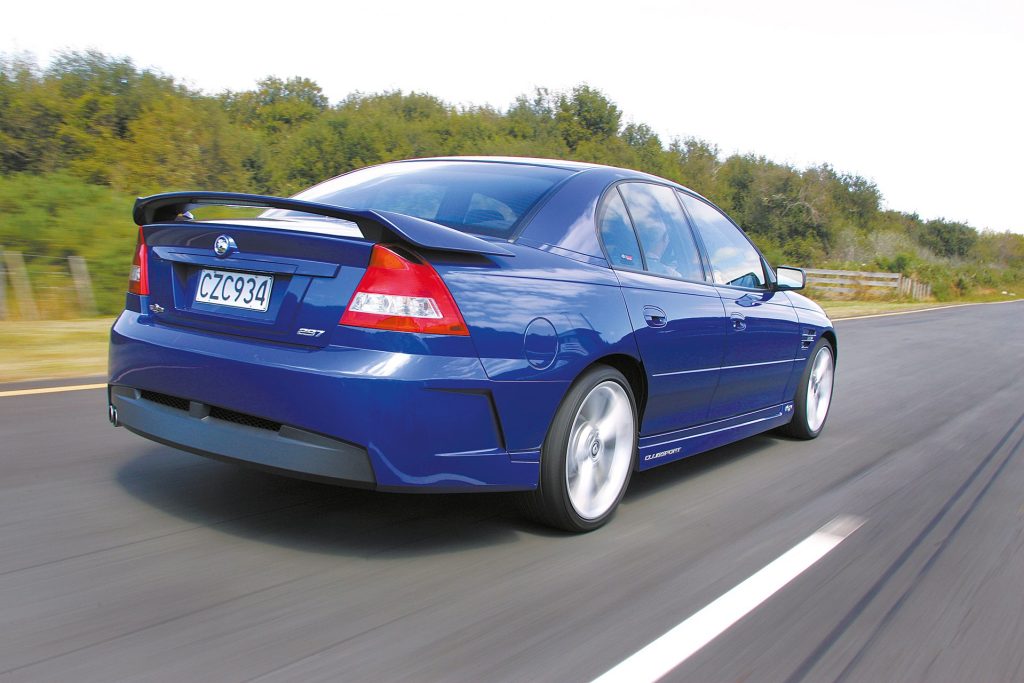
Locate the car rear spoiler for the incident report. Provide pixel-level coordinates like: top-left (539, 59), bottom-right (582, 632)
top-left (133, 191), bottom-right (515, 257)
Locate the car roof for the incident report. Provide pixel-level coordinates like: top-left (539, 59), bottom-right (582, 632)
top-left (392, 155), bottom-right (633, 174)
top-left (389, 155), bottom-right (714, 204)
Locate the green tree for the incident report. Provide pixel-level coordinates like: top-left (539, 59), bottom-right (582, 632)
top-left (554, 85), bottom-right (621, 151)
top-left (915, 218), bottom-right (978, 258)
top-left (111, 95), bottom-right (253, 194)
top-left (44, 50), bottom-right (181, 182)
top-left (669, 137), bottom-right (720, 194)
top-left (222, 76), bottom-right (329, 133)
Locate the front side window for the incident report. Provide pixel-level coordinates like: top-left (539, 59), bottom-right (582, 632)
top-left (679, 193), bottom-right (766, 289)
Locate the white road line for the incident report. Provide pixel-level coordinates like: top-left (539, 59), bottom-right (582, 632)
top-left (592, 515), bottom-right (865, 683)
top-left (835, 298), bottom-right (1023, 321)
top-left (0, 383), bottom-right (106, 398)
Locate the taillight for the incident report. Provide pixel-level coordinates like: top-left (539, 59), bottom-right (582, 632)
top-left (128, 227), bottom-right (149, 296)
top-left (340, 244), bottom-right (469, 336)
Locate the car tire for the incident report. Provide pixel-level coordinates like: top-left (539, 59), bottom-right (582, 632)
top-left (780, 338), bottom-right (835, 439)
top-left (521, 365), bottom-right (638, 532)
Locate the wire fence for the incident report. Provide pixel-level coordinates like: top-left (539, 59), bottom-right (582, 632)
top-left (0, 250), bottom-right (98, 320)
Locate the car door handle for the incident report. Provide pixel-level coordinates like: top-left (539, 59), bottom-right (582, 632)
top-left (731, 312), bottom-right (747, 331)
top-left (643, 305), bottom-right (668, 328)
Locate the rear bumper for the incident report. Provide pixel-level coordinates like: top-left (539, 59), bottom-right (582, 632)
top-left (109, 385), bottom-right (376, 486)
top-left (109, 311), bottom-right (542, 491)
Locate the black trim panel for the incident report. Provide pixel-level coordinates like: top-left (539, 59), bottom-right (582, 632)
top-left (110, 385), bottom-right (376, 487)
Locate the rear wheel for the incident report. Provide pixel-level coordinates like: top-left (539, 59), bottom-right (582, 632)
top-left (781, 339), bottom-right (834, 439)
top-left (522, 366), bottom-right (637, 532)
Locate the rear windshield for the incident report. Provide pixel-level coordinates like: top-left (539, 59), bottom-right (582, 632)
top-left (264, 161), bottom-right (573, 238)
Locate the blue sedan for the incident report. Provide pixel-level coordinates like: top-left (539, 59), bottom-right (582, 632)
top-left (108, 157), bottom-right (836, 531)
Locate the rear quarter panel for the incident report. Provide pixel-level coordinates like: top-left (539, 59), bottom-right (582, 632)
top-left (436, 246), bottom-right (639, 455)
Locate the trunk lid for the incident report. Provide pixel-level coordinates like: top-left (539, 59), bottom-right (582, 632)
top-left (143, 218), bottom-right (372, 348)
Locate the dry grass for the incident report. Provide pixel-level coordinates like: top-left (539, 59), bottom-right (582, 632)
top-left (0, 317), bottom-right (113, 383)
top-left (822, 290), bottom-right (1020, 318)
top-left (821, 301), bottom-right (962, 318)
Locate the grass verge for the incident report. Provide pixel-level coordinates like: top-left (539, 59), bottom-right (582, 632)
top-left (0, 318), bottom-right (113, 383)
top-left (822, 293), bottom-right (1019, 319)
top-left (822, 301), bottom-right (969, 318)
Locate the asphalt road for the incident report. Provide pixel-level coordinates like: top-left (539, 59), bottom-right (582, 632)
top-left (2, 301), bottom-right (1023, 682)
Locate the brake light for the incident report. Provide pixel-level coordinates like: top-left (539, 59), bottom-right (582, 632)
top-left (340, 244), bottom-right (469, 336)
top-left (128, 227), bottom-right (149, 296)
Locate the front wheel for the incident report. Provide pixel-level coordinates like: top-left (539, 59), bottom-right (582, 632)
top-left (521, 366), bottom-right (638, 532)
top-left (780, 339), bottom-right (835, 439)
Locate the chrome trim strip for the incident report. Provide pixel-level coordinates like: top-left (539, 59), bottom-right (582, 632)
top-left (652, 366), bottom-right (717, 377)
top-left (653, 357), bottom-right (798, 378)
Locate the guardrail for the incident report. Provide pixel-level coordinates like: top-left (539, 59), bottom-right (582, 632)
top-left (803, 268), bottom-right (932, 300)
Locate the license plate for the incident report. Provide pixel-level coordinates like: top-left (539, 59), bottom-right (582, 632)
top-left (195, 269), bottom-right (273, 312)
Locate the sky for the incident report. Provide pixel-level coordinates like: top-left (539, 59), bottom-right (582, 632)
top-left (3, 0), bottom-right (1022, 233)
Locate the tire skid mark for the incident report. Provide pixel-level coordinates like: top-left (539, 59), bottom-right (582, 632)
top-left (784, 411), bottom-right (1024, 683)
top-left (831, 429), bottom-right (1024, 682)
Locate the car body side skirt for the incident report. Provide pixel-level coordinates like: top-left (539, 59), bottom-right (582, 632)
top-left (637, 401), bottom-right (795, 470)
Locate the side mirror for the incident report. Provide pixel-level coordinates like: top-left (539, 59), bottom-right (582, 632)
top-left (775, 266), bottom-right (806, 290)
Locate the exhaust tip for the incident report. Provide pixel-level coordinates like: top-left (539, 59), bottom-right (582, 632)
top-left (108, 404), bottom-right (119, 426)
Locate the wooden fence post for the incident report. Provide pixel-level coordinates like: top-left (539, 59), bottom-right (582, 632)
top-left (68, 255), bottom-right (98, 317)
top-left (0, 245), bottom-right (7, 320)
top-left (3, 251), bottom-right (38, 320)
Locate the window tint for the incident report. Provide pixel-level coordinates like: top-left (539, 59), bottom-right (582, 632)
top-left (619, 183), bottom-right (704, 282)
top-left (465, 193), bottom-right (516, 230)
top-left (678, 193), bottom-right (766, 289)
top-left (263, 161), bottom-right (572, 238)
top-left (598, 189), bottom-right (642, 269)
top-left (361, 182), bottom-right (444, 219)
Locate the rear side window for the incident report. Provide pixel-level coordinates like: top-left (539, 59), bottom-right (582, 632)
top-left (598, 189), bottom-right (643, 268)
top-left (265, 161), bottom-right (572, 238)
top-left (679, 193), bottom-right (767, 289)
top-left (619, 183), bottom-right (704, 282)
